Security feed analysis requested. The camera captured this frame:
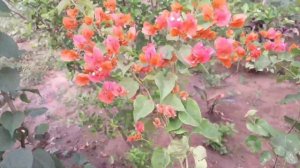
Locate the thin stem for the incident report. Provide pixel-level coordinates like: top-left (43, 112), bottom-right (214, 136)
top-left (278, 64), bottom-right (297, 79)
top-left (132, 72), bottom-right (153, 102)
top-left (1, 91), bottom-right (17, 112)
top-left (287, 105), bottom-right (300, 134)
top-left (200, 64), bottom-right (209, 75)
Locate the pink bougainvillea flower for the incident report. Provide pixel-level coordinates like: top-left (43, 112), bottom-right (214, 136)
top-left (156, 104), bottom-right (176, 118)
top-left (167, 12), bottom-right (183, 29)
top-left (264, 40), bottom-right (287, 53)
top-left (75, 73), bottom-right (90, 86)
top-left (214, 6), bottom-right (231, 27)
top-left (186, 42), bottom-right (214, 67)
top-left (60, 50), bottom-right (79, 62)
top-left (98, 81), bottom-right (126, 104)
top-left (153, 118), bottom-right (163, 128)
top-left (182, 13), bottom-right (198, 37)
top-left (135, 121), bottom-right (145, 133)
top-left (73, 35), bottom-right (87, 48)
top-left (230, 14), bottom-right (247, 28)
top-left (142, 22), bottom-right (158, 36)
top-left (104, 35), bottom-right (120, 56)
top-left (215, 37), bottom-right (234, 56)
top-left (139, 43), bottom-right (162, 66)
top-left (155, 10), bottom-right (169, 30)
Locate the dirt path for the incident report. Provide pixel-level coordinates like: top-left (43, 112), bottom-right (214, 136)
top-left (19, 70), bottom-right (300, 168)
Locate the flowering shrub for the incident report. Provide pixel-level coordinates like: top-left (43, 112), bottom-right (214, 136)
top-left (59, 0), bottom-right (298, 166)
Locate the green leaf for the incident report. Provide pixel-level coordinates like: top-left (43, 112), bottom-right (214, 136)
top-left (151, 148), bottom-right (170, 168)
top-left (167, 136), bottom-right (189, 160)
top-left (51, 155), bottom-right (65, 168)
top-left (245, 135), bottom-right (262, 153)
top-left (280, 92), bottom-right (300, 104)
top-left (178, 98), bottom-right (202, 127)
top-left (158, 45), bottom-right (174, 60)
top-left (291, 48), bottom-right (300, 56)
top-left (0, 0), bottom-right (10, 13)
top-left (254, 52), bottom-right (271, 70)
top-left (166, 118), bottom-right (182, 132)
top-left (177, 45), bottom-right (191, 65)
top-left (162, 94), bottom-right (185, 111)
top-left (0, 32), bottom-right (20, 58)
top-left (0, 149), bottom-right (33, 168)
top-left (246, 119), bottom-right (279, 137)
top-left (0, 111), bottom-right (25, 136)
top-left (271, 133), bottom-right (300, 164)
top-left (193, 119), bottom-right (222, 143)
top-left (190, 146), bottom-right (207, 168)
top-left (120, 78), bottom-right (139, 98)
top-left (25, 107), bottom-right (48, 117)
top-left (72, 153), bottom-right (88, 165)
top-left (155, 71), bottom-right (177, 101)
top-left (284, 116), bottom-right (300, 131)
top-left (20, 92), bottom-right (31, 103)
top-left (0, 67), bottom-right (20, 92)
top-left (133, 95), bottom-right (154, 122)
top-left (32, 149), bottom-right (56, 168)
top-left (260, 151), bottom-right (272, 165)
top-left (35, 123), bottom-right (49, 135)
top-left (56, 0), bottom-right (71, 14)
top-left (0, 126), bottom-right (15, 151)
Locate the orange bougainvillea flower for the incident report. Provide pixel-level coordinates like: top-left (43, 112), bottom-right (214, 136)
top-left (245, 32), bottom-right (258, 44)
top-left (66, 8), bottom-right (79, 18)
top-left (247, 44), bottom-right (262, 59)
top-left (142, 22), bottom-right (158, 36)
top-left (212, 0), bottom-right (227, 9)
top-left (201, 4), bottom-right (214, 21)
top-left (215, 37), bottom-right (234, 68)
top-left (112, 13), bottom-right (132, 27)
top-left (230, 14), bottom-right (247, 28)
top-left (235, 46), bottom-right (246, 57)
top-left (112, 26), bottom-right (125, 40)
top-left (171, 2), bottom-right (183, 12)
top-left (135, 121), bottom-right (145, 133)
top-left (84, 16), bottom-right (93, 25)
top-left (179, 91), bottom-right (189, 101)
top-left (95, 7), bottom-right (112, 24)
top-left (182, 13), bottom-right (198, 37)
top-left (63, 17), bottom-right (78, 30)
top-left (81, 28), bottom-right (94, 40)
top-left (289, 43), bottom-right (299, 52)
top-left (156, 104), bottom-right (176, 118)
top-left (127, 133), bottom-right (142, 142)
top-left (98, 81), bottom-right (126, 104)
top-left (127, 26), bottom-right (137, 41)
top-left (140, 43), bottom-right (162, 67)
top-left (193, 28), bottom-right (217, 40)
top-left (226, 29), bottom-right (234, 37)
top-left (61, 50), bottom-right (79, 62)
top-left (155, 10), bottom-right (169, 30)
top-left (75, 73), bottom-right (90, 86)
top-left (104, 0), bottom-right (117, 12)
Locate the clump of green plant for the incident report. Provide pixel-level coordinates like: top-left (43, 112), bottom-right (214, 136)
top-left (127, 147), bottom-right (152, 168)
top-left (245, 109), bottom-right (300, 166)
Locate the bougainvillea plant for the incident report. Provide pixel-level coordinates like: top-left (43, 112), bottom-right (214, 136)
top-left (59, 0), bottom-right (298, 167)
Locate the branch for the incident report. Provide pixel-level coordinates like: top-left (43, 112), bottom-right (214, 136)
top-left (1, 91), bottom-right (17, 112)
